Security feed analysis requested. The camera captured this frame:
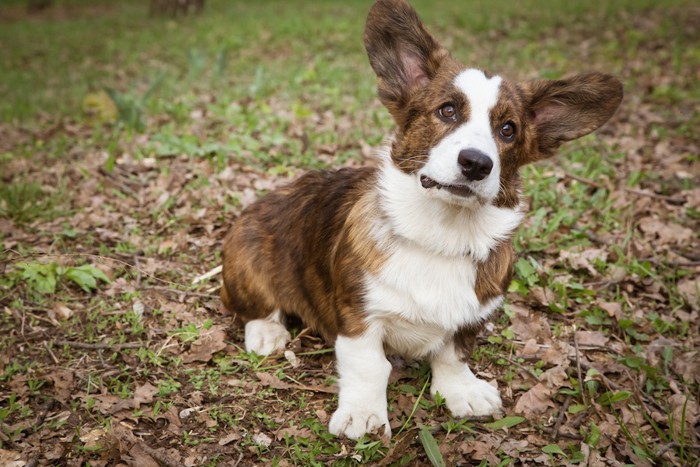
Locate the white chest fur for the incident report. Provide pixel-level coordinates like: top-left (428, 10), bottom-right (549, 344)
top-left (360, 160), bottom-right (520, 358)
top-left (363, 242), bottom-right (503, 358)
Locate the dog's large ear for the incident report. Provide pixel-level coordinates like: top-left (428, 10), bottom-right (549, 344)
top-left (525, 73), bottom-right (623, 160)
top-left (364, 0), bottom-right (450, 120)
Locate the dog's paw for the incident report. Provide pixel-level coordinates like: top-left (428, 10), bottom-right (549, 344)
top-left (434, 377), bottom-right (502, 417)
top-left (329, 405), bottom-right (391, 440)
top-left (244, 319), bottom-right (291, 356)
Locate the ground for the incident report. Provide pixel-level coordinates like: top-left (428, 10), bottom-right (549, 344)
top-left (0, 0), bottom-right (699, 465)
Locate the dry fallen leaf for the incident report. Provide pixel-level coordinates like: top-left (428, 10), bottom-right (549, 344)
top-left (84, 395), bottom-right (134, 415)
top-left (638, 216), bottom-right (694, 245)
top-left (133, 382), bottom-right (158, 409)
top-left (256, 371), bottom-right (294, 390)
top-left (514, 382), bottom-right (556, 415)
top-left (128, 444), bottom-right (160, 467)
top-left (79, 427), bottom-right (107, 449)
top-left (669, 394), bottom-right (699, 439)
top-left (677, 277), bottom-right (699, 309)
top-left (541, 341), bottom-right (573, 367)
top-left (508, 303), bottom-right (552, 342)
top-left (0, 449), bottom-right (24, 467)
top-left (182, 325), bottom-right (228, 363)
top-left (218, 431), bottom-right (242, 446)
top-left (559, 248), bottom-right (608, 276)
top-left (575, 330), bottom-right (609, 347)
top-left (47, 369), bottom-right (74, 404)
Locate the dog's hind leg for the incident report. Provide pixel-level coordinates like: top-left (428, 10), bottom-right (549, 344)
top-left (244, 309), bottom-right (291, 356)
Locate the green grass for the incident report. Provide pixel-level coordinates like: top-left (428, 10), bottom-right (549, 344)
top-left (1, 0), bottom-right (698, 465)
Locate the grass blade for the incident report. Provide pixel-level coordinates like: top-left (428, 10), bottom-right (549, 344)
top-left (419, 427), bottom-right (446, 467)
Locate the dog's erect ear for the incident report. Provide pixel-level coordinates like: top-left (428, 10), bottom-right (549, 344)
top-left (364, 0), bottom-right (450, 118)
top-left (525, 73), bottom-right (623, 159)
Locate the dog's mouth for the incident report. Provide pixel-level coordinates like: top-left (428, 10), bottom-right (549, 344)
top-left (420, 175), bottom-right (474, 198)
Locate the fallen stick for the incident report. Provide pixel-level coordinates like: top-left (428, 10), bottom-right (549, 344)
top-left (192, 265), bottom-right (222, 284)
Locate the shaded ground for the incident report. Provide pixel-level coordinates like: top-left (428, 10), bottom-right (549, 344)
top-left (0, 0), bottom-right (699, 465)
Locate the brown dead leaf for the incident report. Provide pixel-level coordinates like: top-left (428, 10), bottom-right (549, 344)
top-left (499, 439), bottom-right (529, 458)
top-left (85, 394), bottom-right (134, 415)
top-left (677, 277), bottom-right (699, 309)
top-left (575, 330), bottom-right (609, 347)
top-left (47, 369), bottom-right (74, 403)
top-left (459, 436), bottom-right (500, 464)
top-left (530, 286), bottom-right (556, 306)
top-left (669, 394), bottom-right (699, 439)
top-left (673, 351), bottom-right (700, 384)
top-left (182, 325), bottom-right (228, 363)
top-left (79, 427), bottom-right (107, 449)
top-left (198, 410), bottom-right (218, 428)
top-left (275, 426), bottom-right (314, 441)
top-left (598, 300), bottom-right (623, 319)
top-left (133, 382), bottom-right (158, 409)
top-left (540, 365), bottom-right (571, 388)
top-left (128, 444), bottom-right (160, 467)
top-left (218, 431), bottom-right (242, 446)
top-left (508, 303), bottom-right (551, 342)
top-left (519, 338), bottom-right (540, 357)
top-left (49, 303), bottom-right (74, 322)
top-left (163, 406), bottom-right (182, 435)
top-left (256, 372), bottom-right (294, 390)
top-left (0, 449), bottom-right (24, 467)
top-left (638, 216), bottom-right (694, 245)
top-left (559, 248), bottom-right (607, 276)
top-left (542, 341), bottom-right (573, 367)
top-left (513, 382), bottom-right (556, 415)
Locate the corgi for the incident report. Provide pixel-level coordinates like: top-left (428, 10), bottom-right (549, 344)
top-left (221, 0), bottom-right (622, 439)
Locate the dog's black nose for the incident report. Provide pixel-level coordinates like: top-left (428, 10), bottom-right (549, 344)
top-left (458, 149), bottom-right (493, 181)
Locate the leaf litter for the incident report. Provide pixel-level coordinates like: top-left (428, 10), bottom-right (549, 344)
top-left (0, 1), bottom-right (699, 466)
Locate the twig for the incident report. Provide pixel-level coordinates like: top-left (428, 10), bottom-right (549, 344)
top-left (551, 395), bottom-right (573, 441)
top-left (136, 442), bottom-right (182, 467)
top-left (232, 452), bottom-right (245, 467)
top-left (565, 173), bottom-right (602, 188)
top-left (674, 249), bottom-right (700, 262)
top-left (135, 285), bottom-right (217, 299)
top-left (641, 257), bottom-right (700, 268)
top-left (563, 173), bottom-right (686, 204)
top-left (192, 265), bottom-right (222, 284)
top-left (44, 341), bottom-right (59, 364)
top-left (623, 187), bottom-right (685, 205)
top-left (134, 255), bottom-right (142, 286)
top-left (656, 442), bottom-right (700, 458)
top-left (53, 340), bottom-right (144, 350)
top-left (573, 326), bottom-right (587, 407)
top-left (541, 427), bottom-right (583, 441)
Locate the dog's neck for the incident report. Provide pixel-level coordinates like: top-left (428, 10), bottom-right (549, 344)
top-left (374, 154), bottom-right (524, 261)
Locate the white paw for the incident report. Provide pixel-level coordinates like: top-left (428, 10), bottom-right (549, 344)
top-left (329, 405), bottom-right (391, 440)
top-left (244, 319), bottom-right (291, 356)
top-left (433, 377), bottom-right (502, 417)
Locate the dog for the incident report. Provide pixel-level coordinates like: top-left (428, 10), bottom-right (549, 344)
top-left (221, 0), bottom-right (622, 440)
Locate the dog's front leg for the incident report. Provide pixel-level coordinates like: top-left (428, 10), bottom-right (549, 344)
top-left (430, 340), bottom-right (502, 417)
top-left (329, 325), bottom-right (392, 439)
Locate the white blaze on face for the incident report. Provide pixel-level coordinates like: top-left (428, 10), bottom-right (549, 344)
top-left (421, 69), bottom-right (503, 202)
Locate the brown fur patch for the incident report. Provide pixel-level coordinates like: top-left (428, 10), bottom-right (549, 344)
top-left (475, 241), bottom-right (515, 305)
top-left (220, 167), bottom-right (381, 343)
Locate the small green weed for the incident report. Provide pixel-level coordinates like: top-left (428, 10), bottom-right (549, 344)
top-left (13, 261), bottom-right (110, 296)
top-left (0, 180), bottom-right (62, 225)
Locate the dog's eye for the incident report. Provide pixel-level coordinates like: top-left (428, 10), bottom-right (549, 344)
top-left (437, 104), bottom-right (457, 121)
top-left (499, 121), bottom-right (516, 141)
